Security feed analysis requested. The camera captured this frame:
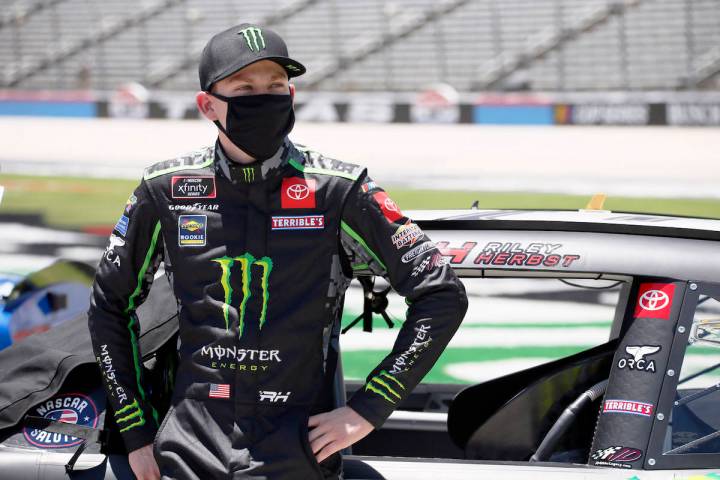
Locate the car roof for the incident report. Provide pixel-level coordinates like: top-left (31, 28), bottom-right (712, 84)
top-left (409, 210), bottom-right (720, 282)
top-left (410, 209), bottom-right (720, 241)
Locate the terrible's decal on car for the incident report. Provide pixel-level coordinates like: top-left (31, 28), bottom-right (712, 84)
top-left (634, 283), bottom-right (675, 320)
top-left (23, 393), bottom-right (99, 449)
top-left (617, 345), bottom-right (660, 373)
top-left (436, 241), bottom-right (582, 269)
top-left (590, 446), bottom-right (642, 469)
top-left (603, 399), bottom-right (654, 417)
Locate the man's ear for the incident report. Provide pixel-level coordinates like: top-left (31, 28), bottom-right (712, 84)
top-left (196, 91), bottom-right (218, 121)
top-left (289, 83), bottom-right (296, 105)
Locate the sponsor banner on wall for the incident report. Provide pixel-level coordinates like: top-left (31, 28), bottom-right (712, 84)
top-left (553, 103), bottom-right (666, 126)
top-left (6, 89), bottom-right (716, 126)
top-left (666, 103), bottom-right (720, 126)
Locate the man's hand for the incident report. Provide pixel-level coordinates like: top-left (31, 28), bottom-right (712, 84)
top-left (308, 406), bottom-right (374, 463)
top-left (128, 443), bottom-right (160, 480)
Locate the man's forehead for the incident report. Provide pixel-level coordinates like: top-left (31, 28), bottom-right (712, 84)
top-left (224, 61), bottom-right (288, 82)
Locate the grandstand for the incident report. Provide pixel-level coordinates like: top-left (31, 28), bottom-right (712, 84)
top-left (0, 0), bottom-right (718, 92)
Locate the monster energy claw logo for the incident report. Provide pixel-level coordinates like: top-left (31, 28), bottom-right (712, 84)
top-left (238, 27), bottom-right (266, 52)
top-left (365, 370), bottom-right (405, 404)
top-left (114, 399), bottom-right (144, 433)
top-left (213, 253), bottom-right (272, 338)
top-left (241, 167), bottom-right (255, 182)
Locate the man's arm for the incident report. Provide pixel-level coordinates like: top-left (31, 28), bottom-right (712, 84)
top-left (309, 174), bottom-right (468, 462)
top-left (88, 179), bottom-right (164, 454)
top-left (339, 174), bottom-right (468, 427)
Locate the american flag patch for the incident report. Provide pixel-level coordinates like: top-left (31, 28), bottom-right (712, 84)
top-left (209, 383), bottom-right (230, 399)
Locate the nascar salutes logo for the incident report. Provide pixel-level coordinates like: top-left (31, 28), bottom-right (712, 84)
top-left (634, 283), bottom-right (675, 320)
top-left (271, 215), bottom-right (325, 230)
top-left (391, 222), bottom-right (423, 249)
top-left (178, 215), bottom-right (207, 247)
top-left (281, 177), bottom-right (317, 209)
top-left (23, 393), bottom-right (98, 448)
top-left (172, 176), bottom-right (216, 199)
top-left (603, 399), bottom-right (654, 417)
top-left (591, 446), bottom-right (642, 468)
top-left (373, 191), bottom-right (404, 223)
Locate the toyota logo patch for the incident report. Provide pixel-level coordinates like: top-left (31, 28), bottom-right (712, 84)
top-left (281, 178), bottom-right (317, 209)
top-left (634, 283), bottom-right (675, 320)
top-left (639, 290), bottom-right (670, 311)
top-left (286, 183), bottom-right (310, 201)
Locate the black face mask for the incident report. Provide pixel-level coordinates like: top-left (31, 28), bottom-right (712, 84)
top-left (210, 93), bottom-right (295, 161)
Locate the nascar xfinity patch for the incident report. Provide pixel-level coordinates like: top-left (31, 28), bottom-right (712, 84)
top-left (172, 176), bottom-right (216, 199)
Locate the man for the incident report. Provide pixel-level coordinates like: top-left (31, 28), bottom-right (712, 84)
top-left (88, 23), bottom-right (468, 480)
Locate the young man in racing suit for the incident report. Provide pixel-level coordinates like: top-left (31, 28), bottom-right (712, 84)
top-left (88, 23), bottom-right (468, 480)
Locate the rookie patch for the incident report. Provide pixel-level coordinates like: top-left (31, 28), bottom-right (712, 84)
top-left (178, 215), bottom-right (207, 247)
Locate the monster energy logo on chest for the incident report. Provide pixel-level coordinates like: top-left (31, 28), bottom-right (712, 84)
top-left (238, 27), bottom-right (266, 52)
top-left (213, 253), bottom-right (272, 338)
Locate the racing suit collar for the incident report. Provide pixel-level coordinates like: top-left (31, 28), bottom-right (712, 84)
top-left (213, 138), bottom-right (297, 185)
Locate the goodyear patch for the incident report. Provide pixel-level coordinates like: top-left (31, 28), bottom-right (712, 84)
top-left (178, 215), bottom-right (207, 247)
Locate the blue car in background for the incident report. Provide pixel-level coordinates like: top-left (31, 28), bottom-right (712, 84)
top-left (0, 261), bottom-right (94, 351)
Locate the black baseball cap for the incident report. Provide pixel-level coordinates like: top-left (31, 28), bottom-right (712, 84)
top-left (199, 23), bottom-right (306, 91)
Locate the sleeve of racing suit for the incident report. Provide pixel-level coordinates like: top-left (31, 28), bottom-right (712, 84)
top-left (340, 174), bottom-right (468, 429)
top-left (87, 179), bottom-right (164, 452)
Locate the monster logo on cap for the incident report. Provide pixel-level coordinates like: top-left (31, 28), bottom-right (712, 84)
top-left (238, 27), bottom-right (266, 52)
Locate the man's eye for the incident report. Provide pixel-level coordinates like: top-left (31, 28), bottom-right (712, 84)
top-left (271, 83), bottom-right (285, 88)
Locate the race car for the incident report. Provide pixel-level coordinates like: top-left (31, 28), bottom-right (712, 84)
top-left (0, 208), bottom-right (719, 479)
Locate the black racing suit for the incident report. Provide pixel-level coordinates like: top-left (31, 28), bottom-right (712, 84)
top-left (88, 139), bottom-right (468, 479)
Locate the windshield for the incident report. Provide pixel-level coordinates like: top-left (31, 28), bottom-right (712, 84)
top-left (340, 276), bottom-right (626, 384)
